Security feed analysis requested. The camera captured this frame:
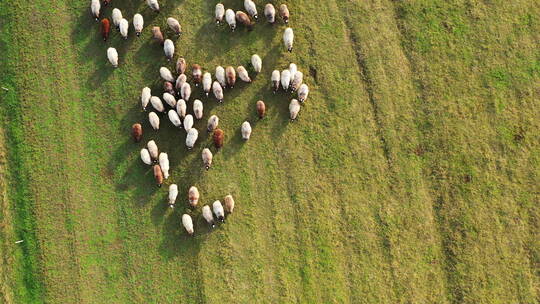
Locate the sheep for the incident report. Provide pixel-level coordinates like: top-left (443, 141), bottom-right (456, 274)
top-left (152, 27), bottom-right (164, 45)
top-left (153, 164), bottom-right (163, 187)
top-left (212, 81), bottom-right (224, 103)
top-left (256, 100), bottom-right (265, 119)
top-left (271, 70), bottom-right (280, 93)
top-left (289, 63), bottom-right (297, 82)
top-left (216, 66), bottom-right (226, 88)
top-left (149, 112), bottom-right (160, 130)
top-left (264, 4), bottom-right (275, 24)
top-left (176, 57), bottom-right (187, 75)
top-left (213, 128), bottom-right (224, 149)
top-left (224, 194), bottom-right (235, 214)
top-left (147, 140), bottom-right (159, 162)
top-left (168, 110), bottom-right (182, 127)
top-left (251, 54), bottom-right (262, 73)
top-left (188, 186), bottom-right (199, 207)
top-left (202, 148), bottom-right (213, 170)
top-left (291, 71), bottom-right (303, 92)
top-left (226, 66), bottom-right (236, 88)
top-left (298, 84), bottom-right (309, 103)
top-left (215, 3), bottom-right (225, 25)
top-left (186, 128), bottom-right (198, 150)
top-left (279, 4), bottom-right (289, 24)
top-left (225, 9), bottom-right (236, 31)
top-left (235, 11), bottom-right (253, 31)
top-left (202, 72), bottom-right (212, 97)
top-left (164, 39), bottom-right (174, 61)
top-left (160, 67), bottom-right (175, 82)
top-left (281, 69), bottom-right (291, 91)
top-left (100, 18), bottom-right (110, 41)
top-left (141, 87), bottom-right (151, 111)
top-left (168, 184), bottom-right (178, 208)
top-left (193, 100), bottom-right (203, 120)
top-left (147, 0), bottom-right (160, 13)
top-left (181, 82), bottom-right (191, 102)
top-left (289, 99), bottom-right (300, 121)
top-left (181, 214), bottom-right (194, 235)
top-left (283, 27), bottom-right (294, 52)
top-left (133, 14), bottom-right (144, 37)
top-left (176, 99), bottom-right (187, 118)
top-left (241, 121), bottom-right (252, 140)
top-left (167, 17), bottom-right (181, 35)
top-left (175, 74), bottom-right (187, 93)
top-left (140, 148), bottom-right (152, 165)
top-left (192, 64), bottom-right (203, 86)
top-left (103, 0), bottom-right (111, 7)
top-left (212, 200), bottom-right (225, 223)
top-left (112, 8), bottom-right (122, 31)
top-left (207, 115), bottom-right (219, 132)
top-left (159, 152), bottom-right (170, 179)
top-left (161, 93), bottom-right (175, 108)
top-left (163, 81), bottom-right (175, 96)
top-left (183, 114), bottom-right (193, 131)
top-left (150, 96), bottom-right (165, 112)
top-left (132, 123), bottom-right (143, 142)
top-left (202, 205), bottom-right (215, 228)
top-left (119, 18), bottom-right (128, 39)
top-left (237, 66), bottom-right (251, 83)
top-left (107, 47), bottom-right (118, 68)
top-left (244, 0), bottom-right (258, 20)
top-left (91, 0), bottom-right (100, 21)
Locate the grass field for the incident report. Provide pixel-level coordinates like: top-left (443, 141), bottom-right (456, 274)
top-left (0, 0), bottom-right (538, 303)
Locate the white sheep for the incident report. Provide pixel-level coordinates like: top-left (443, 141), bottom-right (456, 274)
top-left (140, 148), bottom-right (152, 165)
top-left (168, 184), bottom-right (178, 208)
top-left (193, 100), bottom-right (203, 120)
top-left (162, 92), bottom-right (176, 108)
top-left (176, 99), bottom-right (187, 118)
top-left (164, 39), bottom-right (174, 61)
top-left (202, 205), bottom-right (215, 227)
top-left (168, 110), bottom-right (182, 127)
top-left (283, 27), bottom-right (294, 52)
top-left (91, 0), bottom-right (100, 21)
top-left (215, 3), bottom-right (225, 24)
top-left (241, 121), bottom-right (252, 140)
top-left (225, 9), bottom-right (236, 31)
top-left (182, 214), bottom-right (194, 235)
top-left (224, 194), bottom-right (235, 214)
top-left (281, 69), bottom-right (291, 91)
top-left (183, 114), bottom-right (193, 131)
top-left (175, 74), bottom-right (187, 92)
top-left (188, 186), bottom-right (199, 207)
top-left (150, 96), bottom-right (165, 112)
top-left (167, 17), bottom-right (181, 35)
top-left (141, 87), bottom-right (151, 111)
top-left (202, 72), bottom-right (212, 97)
top-left (291, 71), bottom-right (303, 92)
top-left (212, 81), bottom-right (223, 103)
top-left (216, 66), bottom-right (226, 88)
top-left (212, 200), bottom-right (225, 223)
top-left (112, 8), bottom-right (122, 30)
top-left (244, 0), bottom-right (258, 20)
top-left (160, 67), bottom-right (175, 82)
top-left (251, 54), bottom-right (262, 73)
top-left (271, 70), bottom-right (280, 92)
top-left (159, 152), bottom-right (170, 179)
top-left (149, 112), bottom-right (160, 130)
top-left (147, 0), bottom-right (160, 12)
top-left (289, 99), bottom-right (300, 121)
top-left (119, 18), bottom-right (128, 39)
top-left (181, 82), bottom-right (191, 101)
top-left (147, 140), bottom-right (159, 162)
top-left (207, 115), bottom-right (219, 132)
top-left (264, 4), bottom-right (275, 23)
top-left (298, 84), bottom-right (309, 103)
top-left (289, 63), bottom-right (297, 82)
top-left (237, 66), bottom-right (251, 83)
top-left (107, 47), bottom-right (118, 68)
top-left (202, 148), bottom-right (213, 170)
top-left (186, 128), bottom-right (198, 150)
top-left (133, 14), bottom-right (144, 37)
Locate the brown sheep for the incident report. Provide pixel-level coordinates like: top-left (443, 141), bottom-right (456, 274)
top-left (100, 18), bottom-right (110, 41)
top-left (176, 57), bottom-right (187, 75)
top-left (213, 129), bottom-right (224, 149)
top-left (103, 0), bottom-right (111, 6)
top-left (279, 4), bottom-right (289, 24)
top-left (226, 66), bottom-right (236, 88)
top-left (235, 11), bottom-right (253, 31)
top-left (163, 81), bottom-right (175, 96)
top-left (152, 26), bottom-right (164, 45)
top-left (192, 64), bottom-right (202, 86)
top-left (153, 164), bottom-right (163, 187)
top-left (256, 100), bottom-right (265, 119)
top-left (132, 123), bottom-right (142, 142)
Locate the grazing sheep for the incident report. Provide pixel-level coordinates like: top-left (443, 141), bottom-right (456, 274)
top-left (215, 3), bottom-right (225, 25)
top-left (289, 63), bottom-right (297, 81)
top-left (100, 18), bottom-right (110, 41)
top-left (159, 152), bottom-right (169, 179)
top-left (237, 66), bottom-right (251, 83)
top-left (168, 110), bottom-right (182, 127)
top-left (271, 70), bottom-right (280, 92)
top-left (149, 112), bottom-right (160, 130)
top-left (150, 96), bottom-right (165, 112)
top-left (188, 186), bottom-right (199, 207)
top-left (176, 99), bottom-right (187, 118)
top-left (140, 148), bottom-right (152, 165)
top-left (264, 4), bottom-right (276, 23)
top-left (182, 214), bottom-right (194, 235)
top-left (283, 27), bottom-right (294, 52)
top-left (251, 54), bottom-right (262, 73)
top-left (192, 64), bottom-right (202, 86)
top-left (202, 72), bottom-right (212, 96)
top-left (226, 66), bottom-right (236, 88)
top-left (148, 140), bottom-right (159, 162)
top-left (193, 100), bottom-right (203, 119)
top-left (207, 115), bottom-right (219, 132)
top-left (291, 71), bottom-right (303, 92)
top-left (153, 164), bottom-right (163, 187)
top-left (132, 123), bottom-right (142, 142)
top-left (181, 82), bottom-right (191, 101)
top-left (91, 0), bottom-right (100, 21)
top-left (163, 82), bottom-right (175, 97)
top-left (152, 26), bottom-right (164, 45)
top-left (176, 57), bottom-right (187, 75)
top-left (103, 0), bottom-right (111, 6)
top-left (225, 9), bottom-right (236, 31)
top-left (183, 114), bottom-right (194, 131)
top-left (175, 74), bottom-right (187, 92)
top-left (160, 67), bottom-right (175, 82)
top-left (235, 11), bottom-right (253, 30)
top-left (256, 100), bottom-right (266, 119)
top-left (119, 18), bottom-right (128, 39)
top-left (298, 84), bottom-right (309, 103)
top-left (279, 4), bottom-right (289, 24)
top-left (107, 47), bottom-right (118, 68)
top-left (281, 69), bottom-right (291, 91)
top-left (241, 121), bottom-right (252, 140)
top-left (167, 17), bottom-right (181, 35)
top-left (164, 39), bottom-right (174, 61)
top-left (289, 99), bottom-right (300, 121)
top-left (133, 14), bottom-right (144, 37)
top-left (212, 200), bottom-right (225, 223)
top-left (213, 128), bottom-right (224, 149)
top-left (216, 66), bottom-right (226, 88)
top-left (168, 184), bottom-right (178, 208)
top-left (202, 148), bottom-right (213, 170)
top-left (224, 194), bottom-right (235, 214)
top-left (186, 128), bottom-right (198, 150)
top-left (212, 81), bottom-right (224, 103)
top-left (202, 205), bottom-right (215, 227)
top-left (244, 0), bottom-right (258, 20)
top-left (112, 8), bottom-right (122, 30)
top-left (162, 93), bottom-right (176, 108)
top-left (141, 87), bottom-right (151, 110)
top-left (147, 0), bottom-right (160, 13)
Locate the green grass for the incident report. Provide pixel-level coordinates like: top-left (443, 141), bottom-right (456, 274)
top-left (0, 0), bottom-right (538, 303)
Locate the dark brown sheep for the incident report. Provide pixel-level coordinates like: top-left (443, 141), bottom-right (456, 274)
top-left (153, 164), bottom-right (163, 187)
top-left (103, 0), bottom-right (111, 6)
top-left (192, 64), bottom-right (202, 86)
top-left (256, 100), bottom-right (266, 119)
top-left (213, 129), bottom-right (224, 149)
top-left (132, 123), bottom-right (142, 142)
top-left (152, 26), bottom-right (164, 45)
top-left (163, 81), bottom-right (175, 96)
top-left (100, 18), bottom-right (110, 41)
